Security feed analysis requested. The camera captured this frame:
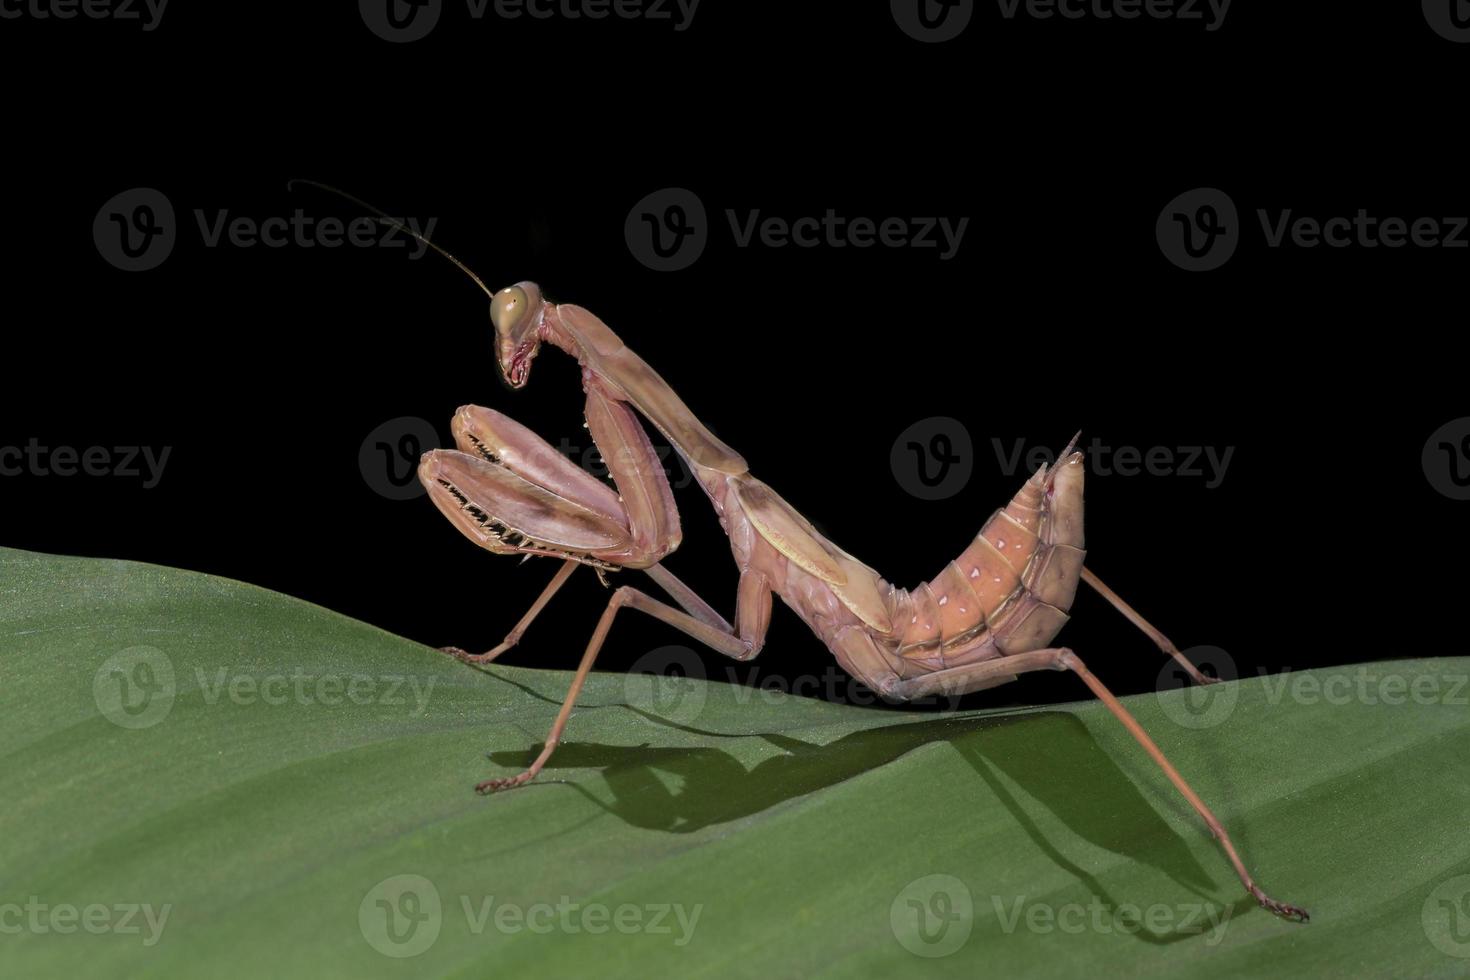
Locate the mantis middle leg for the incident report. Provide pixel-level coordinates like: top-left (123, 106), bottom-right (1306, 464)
top-left (475, 579), bottom-right (770, 793)
top-left (440, 558), bottom-right (579, 665)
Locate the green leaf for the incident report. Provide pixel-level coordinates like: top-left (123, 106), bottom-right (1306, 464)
top-left (2, 546), bottom-right (1466, 978)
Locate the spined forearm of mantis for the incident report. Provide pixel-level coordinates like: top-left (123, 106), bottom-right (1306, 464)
top-left (292, 181), bottom-right (1308, 923)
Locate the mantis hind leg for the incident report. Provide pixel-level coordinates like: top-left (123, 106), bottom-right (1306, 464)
top-left (1059, 649), bottom-right (1308, 922)
top-left (1080, 567), bottom-right (1220, 686)
top-left (892, 646), bottom-right (1307, 920)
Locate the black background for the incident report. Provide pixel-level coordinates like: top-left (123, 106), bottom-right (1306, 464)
top-left (1, 1), bottom-right (1463, 710)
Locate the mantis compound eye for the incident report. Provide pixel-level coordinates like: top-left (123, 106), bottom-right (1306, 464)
top-left (491, 286), bottom-right (529, 335)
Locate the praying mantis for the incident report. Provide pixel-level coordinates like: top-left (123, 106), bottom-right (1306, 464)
top-left (291, 182), bottom-right (1309, 923)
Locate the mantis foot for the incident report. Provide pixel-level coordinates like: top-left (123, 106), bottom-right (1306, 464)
top-left (438, 645), bottom-right (479, 663)
top-left (1252, 886), bottom-right (1310, 922)
top-left (475, 771), bottom-right (536, 794)
top-left (438, 644), bottom-right (510, 666)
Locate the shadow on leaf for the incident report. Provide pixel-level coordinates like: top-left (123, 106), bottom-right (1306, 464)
top-left (486, 705), bottom-right (1243, 940)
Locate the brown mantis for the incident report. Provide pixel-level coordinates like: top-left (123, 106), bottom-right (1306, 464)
top-left (291, 182), bottom-right (1309, 923)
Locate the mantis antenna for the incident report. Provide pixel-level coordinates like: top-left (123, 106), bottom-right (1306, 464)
top-left (285, 178), bottom-right (495, 300)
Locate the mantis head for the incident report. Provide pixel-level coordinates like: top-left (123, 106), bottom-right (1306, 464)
top-left (490, 282), bottom-right (545, 389)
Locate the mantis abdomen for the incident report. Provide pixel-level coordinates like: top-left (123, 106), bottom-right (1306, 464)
top-left (887, 447), bottom-right (1087, 676)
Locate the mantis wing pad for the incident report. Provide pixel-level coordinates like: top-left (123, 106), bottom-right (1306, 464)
top-left (733, 479), bottom-right (895, 634)
top-left (734, 480), bottom-right (848, 584)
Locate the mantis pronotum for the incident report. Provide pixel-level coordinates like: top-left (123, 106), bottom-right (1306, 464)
top-left (293, 182), bottom-right (1308, 922)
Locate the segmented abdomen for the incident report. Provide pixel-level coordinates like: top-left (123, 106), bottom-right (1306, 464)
top-left (888, 452), bottom-right (1086, 675)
